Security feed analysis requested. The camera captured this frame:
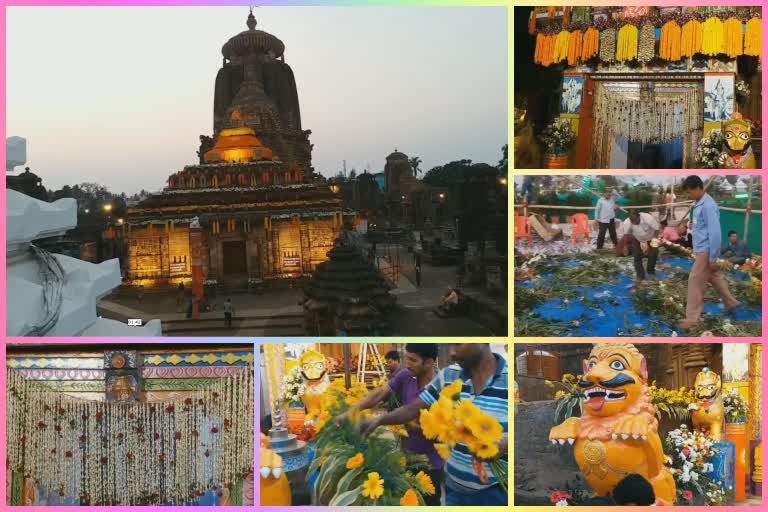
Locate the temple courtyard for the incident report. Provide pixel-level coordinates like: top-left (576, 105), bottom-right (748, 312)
top-left (98, 252), bottom-right (504, 337)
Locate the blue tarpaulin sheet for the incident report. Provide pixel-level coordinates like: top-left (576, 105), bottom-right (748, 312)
top-left (519, 254), bottom-right (760, 336)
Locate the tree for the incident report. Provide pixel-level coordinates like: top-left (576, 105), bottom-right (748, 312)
top-left (498, 144), bottom-right (508, 175)
top-left (409, 156), bottom-right (423, 177)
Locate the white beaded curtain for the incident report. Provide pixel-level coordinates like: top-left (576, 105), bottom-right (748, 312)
top-left (6, 366), bottom-right (253, 506)
top-left (593, 81), bottom-right (703, 144)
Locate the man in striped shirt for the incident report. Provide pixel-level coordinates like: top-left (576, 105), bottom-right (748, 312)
top-left (359, 344), bottom-right (508, 505)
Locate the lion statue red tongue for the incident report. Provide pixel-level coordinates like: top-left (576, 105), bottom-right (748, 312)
top-left (548, 344), bottom-right (676, 505)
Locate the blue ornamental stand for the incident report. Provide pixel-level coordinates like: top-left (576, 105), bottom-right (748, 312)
top-left (709, 441), bottom-right (736, 506)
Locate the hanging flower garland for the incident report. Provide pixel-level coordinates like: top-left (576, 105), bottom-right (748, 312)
top-left (535, 32), bottom-right (557, 67)
top-left (567, 30), bottom-right (583, 66)
top-left (599, 28), bottom-right (617, 62)
top-left (637, 22), bottom-right (656, 63)
top-left (553, 30), bottom-right (571, 63)
top-left (6, 366), bottom-right (254, 506)
top-left (659, 20), bottom-right (682, 61)
top-left (701, 16), bottom-right (725, 56)
top-left (723, 17), bottom-right (744, 58)
top-left (616, 24), bottom-right (639, 62)
top-left (744, 16), bottom-right (762, 58)
top-left (581, 26), bottom-right (600, 60)
top-left (680, 19), bottom-right (703, 58)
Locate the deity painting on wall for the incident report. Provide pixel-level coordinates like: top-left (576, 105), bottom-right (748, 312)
top-left (560, 76), bottom-right (583, 116)
top-left (704, 74), bottom-right (735, 122)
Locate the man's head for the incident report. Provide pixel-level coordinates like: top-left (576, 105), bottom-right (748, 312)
top-left (604, 188), bottom-right (612, 199)
top-left (451, 343), bottom-right (491, 371)
top-left (629, 210), bottom-right (640, 225)
top-left (404, 344), bottom-right (438, 378)
top-left (660, 219), bottom-right (668, 228)
top-left (384, 350), bottom-right (401, 375)
top-left (683, 175), bottom-right (705, 201)
top-left (612, 473), bottom-right (656, 506)
top-left (728, 230), bottom-right (739, 244)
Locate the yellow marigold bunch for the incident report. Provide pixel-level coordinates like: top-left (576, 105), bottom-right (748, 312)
top-left (680, 19), bottom-right (703, 58)
top-left (723, 17), bottom-right (743, 58)
top-left (744, 17), bottom-right (761, 58)
top-left (420, 379), bottom-right (503, 460)
top-left (553, 30), bottom-right (571, 63)
top-left (616, 24), bottom-right (638, 62)
top-left (701, 16), bottom-right (725, 56)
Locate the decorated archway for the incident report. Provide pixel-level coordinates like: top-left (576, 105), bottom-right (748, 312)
top-left (589, 75), bottom-right (704, 168)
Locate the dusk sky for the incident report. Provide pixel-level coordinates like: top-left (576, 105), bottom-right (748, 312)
top-left (6, 6), bottom-right (508, 195)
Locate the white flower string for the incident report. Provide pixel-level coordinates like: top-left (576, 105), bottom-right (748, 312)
top-left (6, 366), bottom-right (253, 506)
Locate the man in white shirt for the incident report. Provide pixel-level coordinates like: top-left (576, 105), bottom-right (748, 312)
top-left (622, 210), bottom-right (661, 283)
top-left (595, 188), bottom-right (621, 249)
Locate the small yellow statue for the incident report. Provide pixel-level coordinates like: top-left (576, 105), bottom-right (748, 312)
top-left (549, 343), bottom-right (676, 505)
top-left (299, 350), bottom-right (329, 421)
top-left (259, 434), bottom-right (291, 506)
top-left (690, 367), bottom-right (725, 441)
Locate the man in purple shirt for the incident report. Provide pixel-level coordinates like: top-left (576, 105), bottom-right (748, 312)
top-left (332, 344), bottom-right (443, 505)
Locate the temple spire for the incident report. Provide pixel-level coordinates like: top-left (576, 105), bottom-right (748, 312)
top-left (247, 7), bottom-right (257, 31)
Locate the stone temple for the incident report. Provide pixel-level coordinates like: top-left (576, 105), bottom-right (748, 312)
top-left (126, 12), bottom-right (353, 285)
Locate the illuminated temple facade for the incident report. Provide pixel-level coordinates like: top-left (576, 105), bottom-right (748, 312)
top-left (126, 12), bottom-right (352, 283)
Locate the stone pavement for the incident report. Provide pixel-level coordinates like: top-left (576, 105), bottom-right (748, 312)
top-left (98, 255), bottom-right (502, 336)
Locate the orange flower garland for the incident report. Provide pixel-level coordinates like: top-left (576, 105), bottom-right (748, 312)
top-left (744, 17), bottom-right (762, 59)
top-left (616, 24), bottom-right (639, 62)
top-left (528, 9), bottom-right (537, 35)
top-left (660, 20), bottom-right (681, 61)
top-left (567, 30), bottom-right (583, 66)
top-left (581, 27), bottom-right (599, 60)
top-left (701, 16), bottom-right (725, 56)
top-left (723, 17), bottom-right (743, 58)
top-left (680, 19), bottom-right (703, 58)
top-left (553, 30), bottom-right (571, 63)
top-left (535, 33), bottom-right (557, 67)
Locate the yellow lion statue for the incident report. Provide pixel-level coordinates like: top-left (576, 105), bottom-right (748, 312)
top-left (300, 350), bottom-right (329, 420)
top-left (549, 343), bottom-right (676, 505)
top-left (690, 367), bottom-right (724, 441)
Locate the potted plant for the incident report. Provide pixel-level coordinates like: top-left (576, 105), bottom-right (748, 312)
top-left (539, 118), bottom-right (576, 169)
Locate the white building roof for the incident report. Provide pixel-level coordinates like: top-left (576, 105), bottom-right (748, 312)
top-left (6, 190), bottom-right (161, 337)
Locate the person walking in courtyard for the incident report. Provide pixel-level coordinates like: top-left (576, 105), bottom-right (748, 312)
top-left (679, 175), bottom-right (739, 330)
top-left (223, 298), bottom-right (234, 328)
top-left (415, 260), bottom-right (422, 287)
top-left (595, 187), bottom-right (621, 249)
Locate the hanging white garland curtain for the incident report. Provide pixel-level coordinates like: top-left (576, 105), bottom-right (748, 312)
top-left (6, 366), bottom-right (254, 506)
top-left (593, 82), bottom-right (703, 144)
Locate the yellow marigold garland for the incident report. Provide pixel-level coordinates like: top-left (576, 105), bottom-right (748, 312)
top-left (535, 33), bottom-right (557, 67)
top-left (616, 24), bottom-right (639, 62)
top-left (567, 30), bottom-right (583, 66)
top-left (680, 19), bottom-right (703, 58)
top-left (581, 27), bottom-right (599, 60)
top-left (553, 30), bottom-right (571, 63)
top-left (660, 20), bottom-right (681, 61)
top-left (701, 16), bottom-right (725, 56)
top-left (723, 17), bottom-right (744, 58)
top-left (744, 17), bottom-right (762, 58)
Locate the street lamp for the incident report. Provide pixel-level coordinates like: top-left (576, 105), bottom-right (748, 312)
top-left (103, 203), bottom-right (113, 213)
top-left (499, 177), bottom-right (508, 186)
top-left (84, 208), bottom-right (90, 214)
top-left (117, 218), bottom-right (124, 225)
top-left (438, 192), bottom-right (445, 200)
